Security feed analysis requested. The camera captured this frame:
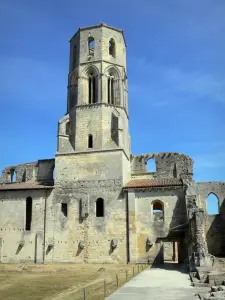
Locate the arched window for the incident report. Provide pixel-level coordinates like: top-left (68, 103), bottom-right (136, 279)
top-left (146, 159), bottom-right (156, 172)
top-left (109, 38), bottom-right (116, 57)
top-left (152, 200), bottom-right (164, 221)
top-left (107, 68), bottom-right (120, 106)
top-left (96, 198), bottom-right (104, 217)
top-left (206, 193), bottom-right (219, 215)
top-left (88, 72), bottom-right (97, 104)
top-left (11, 169), bottom-right (16, 182)
top-left (26, 197), bottom-right (32, 231)
top-left (88, 37), bottom-right (94, 55)
top-left (88, 134), bottom-right (93, 148)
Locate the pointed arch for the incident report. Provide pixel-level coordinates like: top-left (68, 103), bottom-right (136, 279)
top-left (105, 66), bottom-right (121, 106)
top-left (206, 192), bottom-right (219, 215)
top-left (82, 65), bottom-right (99, 104)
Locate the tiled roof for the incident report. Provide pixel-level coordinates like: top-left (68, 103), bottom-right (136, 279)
top-left (124, 178), bottom-right (183, 189)
top-left (0, 183), bottom-right (54, 191)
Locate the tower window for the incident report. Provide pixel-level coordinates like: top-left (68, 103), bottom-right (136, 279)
top-left (61, 203), bottom-right (68, 217)
top-left (108, 74), bottom-right (115, 104)
top-left (66, 122), bottom-right (70, 135)
top-left (88, 37), bottom-right (94, 55)
top-left (96, 198), bottom-right (104, 217)
top-left (107, 68), bottom-right (120, 106)
top-left (72, 45), bottom-right (77, 69)
top-left (88, 134), bottom-right (93, 148)
top-left (25, 197), bottom-right (32, 231)
top-left (111, 114), bottom-right (119, 146)
top-left (109, 39), bottom-right (116, 57)
top-left (88, 73), bottom-right (97, 104)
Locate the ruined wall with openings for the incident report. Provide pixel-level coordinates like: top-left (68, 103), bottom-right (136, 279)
top-left (131, 152), bottom-right (193, 181)
top-left (0, 159), bottom-right (55, 186)
top-left (186, 182), bottom-right (225, 257)
top-left (127, 188), bottom-right (186, 264)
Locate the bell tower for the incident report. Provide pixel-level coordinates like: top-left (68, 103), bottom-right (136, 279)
top-left (53, 24), bottom-right (131, 264)
top-left (57, 23), bottom-right (130, 158)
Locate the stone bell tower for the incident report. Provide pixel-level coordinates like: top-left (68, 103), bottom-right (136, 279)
top-left (52, 24), bottom-right (131, 263)
top-left (57, 23), bottom-right (129, 158)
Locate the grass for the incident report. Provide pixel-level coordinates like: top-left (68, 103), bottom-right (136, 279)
top-left (0, 263), bottom-right (149, 300)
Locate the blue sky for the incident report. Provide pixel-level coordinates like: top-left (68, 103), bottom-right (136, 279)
top-left (0, 0), bottom-right (225, 190)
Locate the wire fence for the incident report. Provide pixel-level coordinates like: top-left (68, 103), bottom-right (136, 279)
top-left (80, 263), bottom-right (150, 300)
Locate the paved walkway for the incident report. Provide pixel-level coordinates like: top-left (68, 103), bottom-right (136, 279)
top-left (106, 263), bottom-right (198, 300)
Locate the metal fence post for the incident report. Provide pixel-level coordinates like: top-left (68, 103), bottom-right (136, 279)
top-left (126, 270), bottom-right (128, 282)
top-left (138, 264), bottom-right (139, 273)
top-left (116, 274), bottom-right (119, 287)
top-left (133, 266), bottom-right (134, 276)
top-left (83, 287), bottom-right (86, 300)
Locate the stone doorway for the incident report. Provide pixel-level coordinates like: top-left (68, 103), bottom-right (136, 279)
top-left (163, 241), bottom-right (178, 263)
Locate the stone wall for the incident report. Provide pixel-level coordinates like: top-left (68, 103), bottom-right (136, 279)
top-left (131, 152), bottom-right (193, 181)
top-left (45, 150), bottom-right (130, 263)
top-left (0, 159), bottom-right (55, 185)
top-left (186, 182), bottom-right (225, 258)
top-left (0, 189), bottom-right (53, 263)
top-left (128, 189), bottom-right (186, 264)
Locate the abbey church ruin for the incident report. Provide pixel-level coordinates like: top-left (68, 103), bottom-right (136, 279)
top-left (0, 24), bottom-right (225, 271)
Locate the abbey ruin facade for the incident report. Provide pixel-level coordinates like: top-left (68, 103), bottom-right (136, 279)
top-left (0, 24), bottom-right (225, 268)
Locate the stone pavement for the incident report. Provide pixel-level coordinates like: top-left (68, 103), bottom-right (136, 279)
top-left (106, 263), bottom-right (198, 300)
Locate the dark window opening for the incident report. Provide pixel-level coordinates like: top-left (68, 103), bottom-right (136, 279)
top-left (88, 77), bottom-right (92, 104)
top-left (66, 122), bottom-right (70, 135)
top-left (11, 169), bottom-right (16, 182)
top-left (96, 198), bottom-right (104, 217)
top-left (88, 74), bottom-right (97, 104)
top-left (88, 134), bottom-right (93, 148)
top-left (108, 78), bottom-right (110, 104)
top-left (22, 169), bottom-right (26, 182)
top-left (111, 114), bottom-right (119, 146)
top-left (152, 201), bottom-right (164, 222)
top-left (108, 74), bottom-right (115, 104)
top-left (88, 37), bottom-right (94, 55)
top-left (207, 193), bottom-right (219, 215)
top-left (111, 78), bottom-right (115, 104)
top-left (109, 39), bottom-right (116, 57)
top-left (61, 203), bottom-right (68, 217)
top-left (26, 197), bottom-right (32, 231)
